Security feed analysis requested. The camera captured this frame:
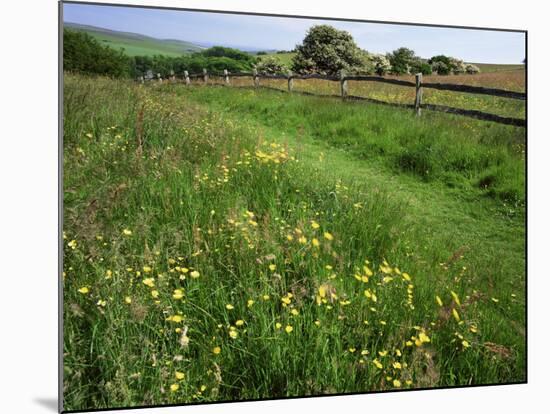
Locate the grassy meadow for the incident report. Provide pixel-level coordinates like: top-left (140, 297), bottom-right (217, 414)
top-left (226, 69), bottom-right (526, 120)
top-left (65, 24), bottom-right (203, 57)
top-left (63, 73), bottom-right (526, 411)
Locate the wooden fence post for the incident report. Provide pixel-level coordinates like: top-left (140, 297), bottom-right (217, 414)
top-left (287, 71), bottom-right (293, 93)
top-left (415, 73), bottom-right (423, 116)
top-left (139, 76), bottom-right (144, 84)
top-left (253, 69), bottom-right (259, 88)
top-left (224, 69), bottom-right (230, 86)
top-left (340, 70), bottom-right (348, 99)
top-left (169, 69), bottom-right (175, 82)
top-left (184, 70), bottom-right (190, 86)
top-left (203, 68), bottom-right (208, 84)
top-left (157, 73), bottom-right (162, 84)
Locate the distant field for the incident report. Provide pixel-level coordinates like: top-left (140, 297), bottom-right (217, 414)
top-left (65, 24), bottom-right (203, 57)
top-left (472, 63), bottom-right (525, 72)
top-left (264, 52), bottom-right (295, 65)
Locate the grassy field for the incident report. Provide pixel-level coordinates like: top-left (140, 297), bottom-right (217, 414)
top-left (63, 74), bottom-right (526, 411)
top-left (65, 24), bottom-right (203, 57)
top-left (220, 68), bottom-right (525, 120)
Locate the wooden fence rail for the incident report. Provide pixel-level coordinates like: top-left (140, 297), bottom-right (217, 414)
top-left (137, 69), bottom-right (525, 127)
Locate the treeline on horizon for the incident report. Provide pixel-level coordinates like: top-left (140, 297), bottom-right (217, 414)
top-left (63, 27), bottom-right (483, 80)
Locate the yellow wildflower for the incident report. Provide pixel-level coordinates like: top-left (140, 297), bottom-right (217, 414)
top-left (166, 315), bottom-right (184, 323)
top-left (142, 278), bottom-right (155, 288)
top-left (393, 379), bottom-right (402, 388)
top-left (124, 296), bottom-right (132, 304)
top-left (418, 332), bottom-right (431, 344)
top-left (225, 304), bottom-right (234, 310)
top-left (373, 359), bottom-right (383, 369)
top-left (323, 232), bottom-right (334, 241)
top-left (68, 240), bottom-right (77, 250)
top-left (172, 289), bottom-right (184, 300)
top-left (311, 221), bottom-right (320, 229)
top-left (151, 290), bottom-right (159, 299)
top-left (312, 238), bottom-right (320, 247)
top-left (170, 383), bottom-right (179, 392)
top-left (190, 270), bottom-right (200, 279)
top-left (213, 346), bottom-right (221, 355)
top-left (77, 287), bottom-right (89, 294)
top-left (451, 291), bottom-right (461, 306)
top-left (268, 264), bottom-right (276, 271)
top-left (122, 229), bottom-right (132, 236)
top-left (436, 295), bottom-right (443, 306)
top-left (143, 265), bottom-right (152, 273)
top-left (285, 325), bottom-right (293, 334)
top-left (175, 371), bottom-right (185, 380)
top-left (235, 320), bottom-right (245, 326)
top-left (452, 308), bottom-right (460, 322)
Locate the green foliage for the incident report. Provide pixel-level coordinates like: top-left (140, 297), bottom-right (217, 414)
top-left (429, 55), bottom-right (452, 67)
top-left (256, 56), bottom-right (289, 74)
top-left (63, 29), bottom-right (130, 78)
top-left (130, 51), bottom-right (256, 78)
top-left (291, 25), bottom-right (364, 75)
top-left (429, 55), bottom-right (469, 75)
top-left (371, 54), bottom-right (392, 76)
top-left (409, 61), bottom-right (433, 75)
top-left (200, 46), bottom-right (256, 64)
top-left (431, 61), bottom-right (450, 75)
top-left (387, 47), bottom-right (418, 74)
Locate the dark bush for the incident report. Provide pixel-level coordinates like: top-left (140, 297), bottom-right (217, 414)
top-left (63, 29), bottom-right (130, 78)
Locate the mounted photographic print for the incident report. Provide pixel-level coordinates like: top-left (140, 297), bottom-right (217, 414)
top-left (60, 1), bottom-right (526, 412)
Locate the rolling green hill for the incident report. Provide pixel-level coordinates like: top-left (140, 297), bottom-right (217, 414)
top-left (64, 22), bottom-right (204, 57)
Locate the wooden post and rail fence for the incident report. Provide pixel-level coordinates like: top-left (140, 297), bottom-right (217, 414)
top-left (138, 69), bottom-right (526, 127)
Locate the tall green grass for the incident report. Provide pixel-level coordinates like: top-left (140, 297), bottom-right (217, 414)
top-left (63, 75), bottom-right (525, 411)
top-left (176, 85), bottom-right (525, 207)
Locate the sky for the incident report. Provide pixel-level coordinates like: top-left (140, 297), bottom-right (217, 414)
top-left (63, 3), bottom-right (525, 64)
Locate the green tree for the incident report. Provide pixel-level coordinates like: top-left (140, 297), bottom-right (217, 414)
top-left (428, 55), bottom-right (452, 75)
top-left (387, 47), bottom-right (418, 74)
top-left (291, 25), bottom-right (363, 75)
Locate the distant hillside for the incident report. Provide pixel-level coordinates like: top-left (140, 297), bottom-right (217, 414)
top-left (64, 22), bottom-right (205, 57)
